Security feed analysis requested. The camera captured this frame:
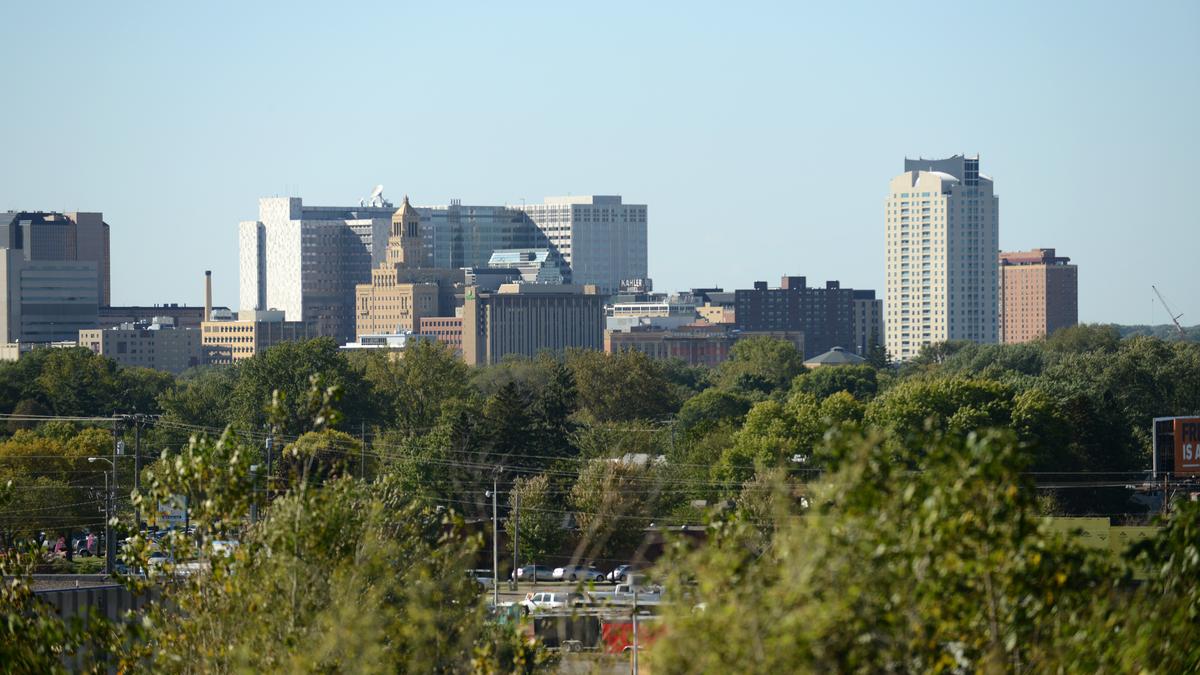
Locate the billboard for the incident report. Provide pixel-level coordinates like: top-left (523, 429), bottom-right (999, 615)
top-left (152, 496), bottom-right (188, 529)
top-left (1174, 417), bottom-right (1200, 475)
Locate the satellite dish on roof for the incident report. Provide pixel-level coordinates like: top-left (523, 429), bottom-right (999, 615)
top-left (362, 185), bottom-right (391, 208)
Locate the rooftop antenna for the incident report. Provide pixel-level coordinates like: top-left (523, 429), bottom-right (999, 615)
top-left (1152, 285), bottom-right (1186, 337)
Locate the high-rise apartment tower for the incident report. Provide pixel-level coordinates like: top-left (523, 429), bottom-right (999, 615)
top-left (998, 248), bottom-right (1077, 343)
top-left (884, 155), bottom-right (999, 361)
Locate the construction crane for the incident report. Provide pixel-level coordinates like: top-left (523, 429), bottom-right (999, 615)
top-left (1152, 285), bottom-right (1186, 337)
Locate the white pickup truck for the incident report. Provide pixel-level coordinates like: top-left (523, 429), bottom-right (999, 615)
top-left (588, 581), bottom-right (662, 606)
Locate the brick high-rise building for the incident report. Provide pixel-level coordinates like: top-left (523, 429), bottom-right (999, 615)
top-left (998, 248), bottom-right (1077, 344)
top-left (852, 290), bottom-right (883, 357)
top-left (734, 276), bottom-right (859, 358)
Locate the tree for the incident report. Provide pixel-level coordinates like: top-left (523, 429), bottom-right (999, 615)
top-left (380, 397), bottom-right (488, 516)
top-left (676, 388), bottom-right (753, 437)
top-left (0, 427), bottom-right (110, 548)
top-left (863, 376), bottom-right (1015, 441)
top-left (527, 359), bottom-right (579, 462)
top-left (356, 340), bottom-right (471, 435)
top-left (792, 364), bottom-right (878, 401)
top-left (275, 429), bottom-right (361, 486)
top-left (1042, 323), bottom-right (1121, 354)
top-left (229, 338), bottom-right (372, 437)
top-left (715, 337), bottom-right (807, 397)
top-left (116, 390), bottom-right (553, 673)
top-left (114, 367), bottom-right (174, 415)
top-left (713, 400), bottom-right (812, 486)
top-left (569, 459), bottom-right (665, 561)
top-left (566, 349), bottom-right (679, 423)
top-left (652, 429), bottom-right (1120, 673)
top-left (154, 366), bottom-right (238, 448)
top-left (34, 348), bottom-right (121, 416)
top-left (506, 474), bottom-right (566, 564)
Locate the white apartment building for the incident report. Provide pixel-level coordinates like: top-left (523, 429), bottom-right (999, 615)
top-left (516, 196), bottom-right (648, 293)
top-left (884, 155), bottom-right (999, 361)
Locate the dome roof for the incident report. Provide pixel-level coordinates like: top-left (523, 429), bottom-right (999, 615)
top-left (922, 171), bottom-right (960, 183)
top-left (803, 346), bottom-right (867, 367)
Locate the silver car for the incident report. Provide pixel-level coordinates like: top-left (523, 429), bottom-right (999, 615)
top-left (512, 564), bottom-right (555, 582)
top-left (552, 564), bottom-right (604, 582)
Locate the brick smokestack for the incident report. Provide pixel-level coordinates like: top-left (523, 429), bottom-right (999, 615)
top-left (204, 270), bottom-right (212, 322)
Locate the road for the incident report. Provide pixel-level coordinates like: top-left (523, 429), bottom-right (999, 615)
top-left (487, 580), bottom-right (615, 604)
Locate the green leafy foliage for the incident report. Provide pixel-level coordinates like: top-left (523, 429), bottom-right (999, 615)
top-left (505, 474), bottom-right (566, 563)
top-left (715, 336), bottom-right (807, 397)
top-left (566, 348), bottom-right (680, 422)
top-left (653, 429), bottom-right (1124, 673)
top-left (229, 338), bottom-right (372, 436)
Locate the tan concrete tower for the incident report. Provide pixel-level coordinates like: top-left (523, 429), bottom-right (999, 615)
top-left (354, 196), bottom-right (438, 339)
top-left (387, 196), bottom-right (426, 269)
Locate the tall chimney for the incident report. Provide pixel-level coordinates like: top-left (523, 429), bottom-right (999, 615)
top-left (204, 270), bottom-right (213, 322)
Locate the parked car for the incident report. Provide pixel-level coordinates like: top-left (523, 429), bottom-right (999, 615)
top-left (468, 569), bottom-right (495, 589)
top-left (552, 565), bottom-right (604, 582)
top-left (605, 564), bottom-right (644, 584)
top-left (512, 564), bottom-right (555, 582)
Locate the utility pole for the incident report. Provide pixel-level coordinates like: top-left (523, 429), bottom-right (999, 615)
top-left (631, 588), bottom-right (640, 675)
top-left (88, 457), bottom-right (115, 576)
top-left (133, 415), bottom-right (142, 532)
top-left (250, 465), bottom-right (259, 524)
top-left (105, 472), bottom-right (113, 575)
top-left (111, 417), bottom-right (122, 555)
top-left (360, 421), bottom-right (366, 481)
top-left (111, 418), bottom-right (122, 501)
top-left (265, 432), bottom-right (274, 498)
top-left (491, 469), bottom-right (500, 608)
top-left (511, 489), bottom-right (520, 591)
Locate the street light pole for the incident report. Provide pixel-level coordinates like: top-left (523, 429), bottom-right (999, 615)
top-left (88, 457), bottom-right (115, 576)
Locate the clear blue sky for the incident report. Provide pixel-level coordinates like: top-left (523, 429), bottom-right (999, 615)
top-left (1, 1), bottom-right (1197, 325)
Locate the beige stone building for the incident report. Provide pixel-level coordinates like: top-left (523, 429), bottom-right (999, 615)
top-left (354, 197), bottom-right (440, 339)
top-left (696, 304), bottom-right (734, 325)
top-left (999, 248), bottom-right (1077, 344)
top-left (201, 310), bottom-right (309, 365)
top-left (79, 318), bottom-right (202, 373)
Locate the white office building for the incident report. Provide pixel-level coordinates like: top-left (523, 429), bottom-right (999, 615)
top-left (516, 196), bottom-right (648, 293)
top-left (239, 196), bottom-right (395, 343)
top-left (884, 155), bottom-right (999, 361)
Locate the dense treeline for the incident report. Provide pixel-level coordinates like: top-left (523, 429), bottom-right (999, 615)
top-left (2, 325), bottom-right (1198, 550)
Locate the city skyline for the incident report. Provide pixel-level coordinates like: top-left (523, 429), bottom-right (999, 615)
top-left (1, 2), bottom-right (1197, 325)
